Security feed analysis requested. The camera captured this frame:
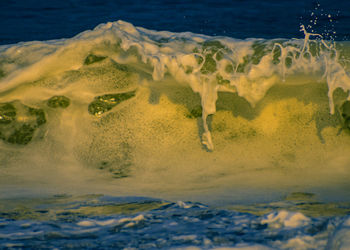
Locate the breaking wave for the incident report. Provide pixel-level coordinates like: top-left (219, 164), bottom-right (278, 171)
top-left (0, 21), bottom-right (350, 203)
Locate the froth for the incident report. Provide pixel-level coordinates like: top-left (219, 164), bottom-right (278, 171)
top-left (1, 21), bottom-right (350, 150)
top-left (0, 21), bottom-right (350, 202)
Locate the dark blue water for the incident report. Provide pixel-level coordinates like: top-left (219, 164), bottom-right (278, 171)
top-left (1, 0), bottom-right (349, 45)
top-left (0, 195), bottom-right (348, 249)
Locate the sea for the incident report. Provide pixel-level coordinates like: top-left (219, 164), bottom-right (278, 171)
top-left (1, 0), bottom-right (350, 249)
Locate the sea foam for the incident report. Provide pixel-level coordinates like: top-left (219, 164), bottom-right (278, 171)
top-left (0, 21), bottom-right (350, 203)
top-left (1, 21), bottom-right (349, 150)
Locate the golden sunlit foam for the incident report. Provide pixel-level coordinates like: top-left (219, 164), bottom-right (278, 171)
top-left (0, 21), bottom-right (349, 205)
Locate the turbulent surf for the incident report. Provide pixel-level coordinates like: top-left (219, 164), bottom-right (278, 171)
top-left (1, 20), bottom-right (350, 249)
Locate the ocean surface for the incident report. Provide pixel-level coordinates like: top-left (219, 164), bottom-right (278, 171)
top-left (1, 1), bottom-right (350, 249)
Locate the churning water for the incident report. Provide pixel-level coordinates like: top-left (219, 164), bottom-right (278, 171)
top-left (1, 1), bottom-right (350, 249)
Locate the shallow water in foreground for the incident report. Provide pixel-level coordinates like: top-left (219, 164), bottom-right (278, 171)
top-left (1, 194), bottom-right (350, 249)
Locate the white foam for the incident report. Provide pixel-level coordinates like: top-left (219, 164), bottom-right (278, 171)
top-left (118, 214), bottom-right (145, 225)
top-left (261, 210), bottom-right (310, 229)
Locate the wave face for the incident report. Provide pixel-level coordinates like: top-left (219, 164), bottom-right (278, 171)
top-left (0, 21), bottom-right (350, 203)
